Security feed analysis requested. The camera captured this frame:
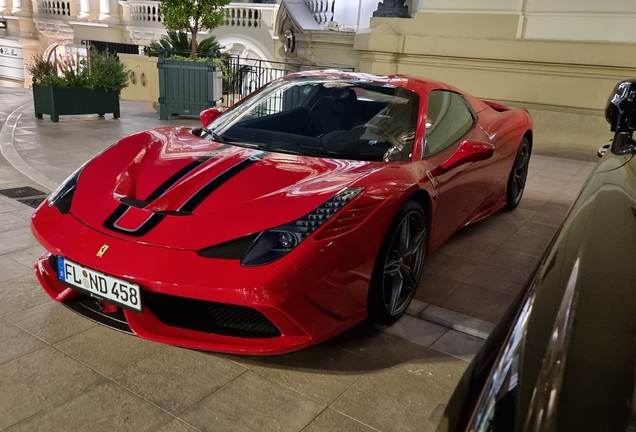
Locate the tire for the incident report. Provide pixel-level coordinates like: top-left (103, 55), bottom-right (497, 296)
top-left (368, 200), bottom-right (427, 325)
top-left (504, 137), bottom-right (531, 211)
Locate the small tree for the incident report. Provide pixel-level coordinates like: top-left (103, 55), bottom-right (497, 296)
top-left (160, 0), bottom-right (230, 60)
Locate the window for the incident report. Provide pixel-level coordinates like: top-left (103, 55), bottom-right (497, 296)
top-left (215, 79), bottom-right (419, 162)
top-left (424, 91), bottom-right (475, 157)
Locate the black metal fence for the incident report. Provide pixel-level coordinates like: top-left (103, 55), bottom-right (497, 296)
top-left (221, 55), bottom-right (356, 108)
top-left (222, 56), bottom-right (291, 107)
top-left (82, 40), bottom-right (142, 56)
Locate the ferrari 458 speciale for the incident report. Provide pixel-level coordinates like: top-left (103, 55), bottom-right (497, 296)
top-left (32, 71), bottom-right (533, 354)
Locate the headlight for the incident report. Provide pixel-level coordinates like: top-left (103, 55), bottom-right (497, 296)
top-left (240, 187), bottom-right (365, 266)
top-left (47, 144), bottom-right (115, 213)
top-left (48, 165), bottom-right (83, 213)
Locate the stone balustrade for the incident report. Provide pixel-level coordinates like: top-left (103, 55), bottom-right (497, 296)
top-left (225, 5), bottom-right (265, 28)
top-left (36, 0), bottom-right (73, 16)
top-left (129, 0), bottom-right (161, 22)
top-left (122, 1), bottom-right (275, 28)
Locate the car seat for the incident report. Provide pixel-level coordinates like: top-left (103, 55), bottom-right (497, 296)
top-left (310, 86), bottom-right (361, 136)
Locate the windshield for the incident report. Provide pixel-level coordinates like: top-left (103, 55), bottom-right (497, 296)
top-left (208, 78), bottom-right (420, 162)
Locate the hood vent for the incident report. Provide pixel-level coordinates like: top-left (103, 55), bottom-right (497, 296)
top-left (120, 197), bottom-right (149, 208)
top-left (119, 197), bottom-right (193, 216)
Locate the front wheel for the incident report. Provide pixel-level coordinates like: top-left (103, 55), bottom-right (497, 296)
top-left (505, 137), bottom-right (531, 211)
top-left (368, 201), bottom-right (426, 325)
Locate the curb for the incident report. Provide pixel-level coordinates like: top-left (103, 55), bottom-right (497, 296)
top-left (0, 102), bottom-right (58, 192)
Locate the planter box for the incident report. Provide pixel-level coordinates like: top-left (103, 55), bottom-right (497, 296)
top-left (33, 84), bottom-right (120, 122)
top-left (157, 57), bottom-right (222, 120)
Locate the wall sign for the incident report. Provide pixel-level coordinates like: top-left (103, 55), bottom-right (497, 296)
top-left (0, 20), bottom-right (7, 30)
top-left (0, 47), bottom-right (19, 58)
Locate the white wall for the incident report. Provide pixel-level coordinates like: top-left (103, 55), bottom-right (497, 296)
top-left (333, 0), bottom-right (377, 30)
top-left (525, 0), bottom-right (636, 14)
top-left (0, 38), bottom-right (24, 84)
top-left (412, 0), bottom-right (636, 43)
top-left (417, 0), bottom-right (520, 13)
top-left (522, 0), bottom-right (636, 42)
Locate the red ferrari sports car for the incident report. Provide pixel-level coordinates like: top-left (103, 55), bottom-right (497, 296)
top-left (31, 71), bottom-right (533, 354)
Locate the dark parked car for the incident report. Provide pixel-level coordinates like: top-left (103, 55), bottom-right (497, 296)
top-left (437, 79), bottom-right (636, 432)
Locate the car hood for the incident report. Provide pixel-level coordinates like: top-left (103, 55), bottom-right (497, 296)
top-left (71, 127), bottom-right (383, 250)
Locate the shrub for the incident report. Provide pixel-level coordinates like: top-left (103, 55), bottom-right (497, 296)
top-left (25, 54), bottom-right (57, 82)
top-left (88, 49), bottom-right (129, 92)
top-left (148, 30), bottom-right (222, 59)
top-left (58, 52), bottom-right (90, 87)
top-left (27, 47), bottom-right (129, 93)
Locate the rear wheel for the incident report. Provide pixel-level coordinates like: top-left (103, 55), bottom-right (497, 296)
top-left (505, 137), bottom-right (531, 211)
top-left (368, 201), bottom-right (426, 324)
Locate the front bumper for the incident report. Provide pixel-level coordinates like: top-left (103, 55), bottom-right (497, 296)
top-left (31, 207), bottom-right (373, 355)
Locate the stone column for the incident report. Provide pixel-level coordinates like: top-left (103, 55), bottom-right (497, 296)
top-left (98, 0), bottom-right (109, 20)
top-left (11, 0), bottom-right (22, 15)
top-left (0, 0), bottom-right (11, 15)
top-left (78, 0), bottom-right (90, 19)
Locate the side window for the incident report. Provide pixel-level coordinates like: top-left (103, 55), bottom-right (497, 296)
top-left (424, 91), bottom-right (475, 157)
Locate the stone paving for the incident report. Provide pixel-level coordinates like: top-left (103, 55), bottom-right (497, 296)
top-left (0, 88), bottom-right (596, 432)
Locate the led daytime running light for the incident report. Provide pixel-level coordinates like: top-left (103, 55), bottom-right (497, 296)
top-left (241, 187), bottom-right (365, 266)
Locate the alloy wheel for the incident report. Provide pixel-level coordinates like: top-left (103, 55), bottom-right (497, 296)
top-left (511, 142), bottom-right (530, 204)
top-left (382, 210), bottom-right (426, 317)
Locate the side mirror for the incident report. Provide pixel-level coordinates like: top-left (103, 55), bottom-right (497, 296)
top-left (200, 107), bottom-right (223, 128)
top-left (436, 140), bottom-right (495, 174)
top-left (605, 79), bottom-right (636, 132)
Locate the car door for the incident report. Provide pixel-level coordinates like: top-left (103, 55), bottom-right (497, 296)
top-left (421, 90), bottom-right (498, 250)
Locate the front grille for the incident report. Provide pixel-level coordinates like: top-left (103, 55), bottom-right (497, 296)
top-left (63, 295), bottom-right (133, 334)
top-left (144, 292), bottom-right (281, 338)
top-left (48, 256), bottom-right (133, 334)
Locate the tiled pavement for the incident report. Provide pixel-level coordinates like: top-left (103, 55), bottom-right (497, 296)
top-left (0, 88), bottom-right (596, 432)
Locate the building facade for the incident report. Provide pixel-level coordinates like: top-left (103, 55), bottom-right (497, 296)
top-left (276, 0), bottom-right (636, 158)
top-left (2, 0), bottom-right (634, 157)
top-left (0, 0), bottom-right (282, 88)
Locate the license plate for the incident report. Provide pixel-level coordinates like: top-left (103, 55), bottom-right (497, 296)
top-left (57, 257), bottom-right (142, 312)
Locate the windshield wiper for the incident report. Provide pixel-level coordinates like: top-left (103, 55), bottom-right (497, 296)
top-left (251, 143), bottom-right (325, 158)
top-left (202, 127), bottom-right (228, 144)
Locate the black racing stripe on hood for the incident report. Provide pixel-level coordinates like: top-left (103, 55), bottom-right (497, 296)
top-left (179, 152), bottom-right (268, 213)
top-left (103, 205), bottom-right (166, 237)
top-left (103, 145), bottom-right (231, 237)
top-left (102, 149), bottom-right (266, 237)
top-left (145, 145), bottom-right (231, 203)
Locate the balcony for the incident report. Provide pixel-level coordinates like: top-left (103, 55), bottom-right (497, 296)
top-left (36, 0), bottom-right (74, 17)
top-left (120, 1), bottom-right (277, 29)
top-left (224, 3), bottom-right (274, 28)
top-left (120, 1), bottom-right (279, 59)
top-left (122, 0), bottom-right (161, 26)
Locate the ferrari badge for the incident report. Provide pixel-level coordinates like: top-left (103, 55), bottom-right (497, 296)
top-left (96, 244), bottom-right (109, 257)
top-left (425, 170), bottom-right (438, 188)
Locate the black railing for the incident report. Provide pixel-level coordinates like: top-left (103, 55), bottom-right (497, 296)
top-left (222, 55), bottom-right (291, 108)
top-left (83, 40), bottom-right (142, 56)
top-left (221, 55), bottom-right (356, 108)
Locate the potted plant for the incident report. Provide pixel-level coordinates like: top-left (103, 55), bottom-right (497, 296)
top-left (26, 50), bottom-right (129, 122)
top-left (153, 0), bottom-right (230, 119)
top-left (148, 30), bottom-right (223, 59)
